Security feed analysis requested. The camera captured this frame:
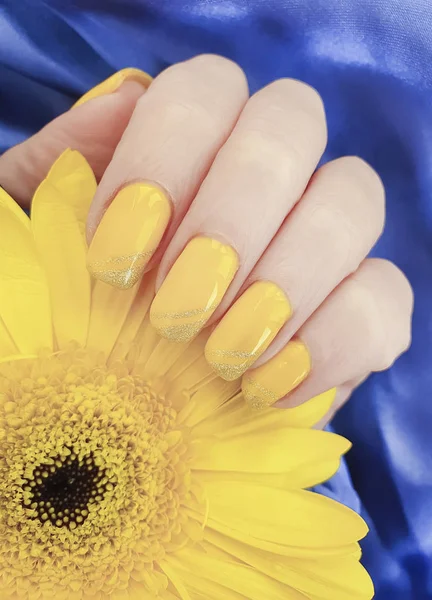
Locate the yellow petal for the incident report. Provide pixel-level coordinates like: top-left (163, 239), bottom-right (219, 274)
top-left (0, 185), bottom-right (30, 230)
top-left (203, 531), bottom-right (374, 600)
top-left (145, 338), bottom-right (193, 381)
top-left (194, 468), bottom-right (338, 492)
top-left (185, 379), bottom-right (241, 426)
top-left (163, 561), bottom-right (245, 600)
top-left (0, 317), bottom-right (18, 358)
top-left (44, 148), bottom-right (96, 232)
top-left (31, 151), bottom-right (95, 348)
top-left (0, 204), bottom-right (52, 353)
top-left (198, 457), bottom-right (345, 493)
top-left (195, 458), bottom-right (344, 493)
top-left (159, 561), bottom-right (192, 600)
top-left (110, 271), bottom-right (156, 361)
top-left (166, 355), bottom-right (214, 402)
top-left (133, 316), bottom-right (162, 370)
top-left (164, 332), bottom-right (208, 383)
top-left (127, 586), bottom-right (158, 600)
top-left (87, 281), bottom-right (138, 354)
top-left (282, 554), bottom-right (374, 600)
top-left (283, 458), bottom-right (345, 489)
top-left (192, 388), bottom-right (335, 438)
top-left (191, 429), bottom-right (350, 474)
top-left (161, 334), bottom-right (241, 415)
top-left (200, 515), bottom-right (361, 559)
top-left (160, 592), bottom-right (184, 600)
top-left (203, 480), bottom-right (368, 548)
top-left (169, 549), bottom-right (308, 600)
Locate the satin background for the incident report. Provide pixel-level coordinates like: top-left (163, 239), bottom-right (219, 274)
top-left (1, 1), bottom-right (431, 597)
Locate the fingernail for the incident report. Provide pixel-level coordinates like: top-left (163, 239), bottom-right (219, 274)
top-left (150, 237), bottom-right (239, 342)
top-left (87, 182), bottom-right (171, 289)
top-left (242, 340), bottom-right (311, 410)
top-left (73, 67), bottom-right (152, 108)
top-left (205, 281), bottom-right (291, 381)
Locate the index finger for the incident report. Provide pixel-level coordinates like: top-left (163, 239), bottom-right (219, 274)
top-left (86, 55), bottom-right (248, 289)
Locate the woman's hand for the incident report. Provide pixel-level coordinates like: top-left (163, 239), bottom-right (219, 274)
top-left (0, 55), bottom-right (413, 412)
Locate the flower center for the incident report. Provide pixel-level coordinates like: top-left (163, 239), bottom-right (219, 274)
top-left (0, 349), bottom-right (197, 597)
top-left (22, 449), bottom-right (114, 529)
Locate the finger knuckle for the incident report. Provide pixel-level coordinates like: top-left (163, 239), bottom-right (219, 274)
top-left (345, 277), bottom-right (390, 368)
top-left (322, 156), bottom-right (385, 243)
top-left (249, 78), bottom-right (327, 148)
top-left (146, 97), bottom-right (221, 138)
top-left (306, 202), bottom-right (366, 274)
top-left (153, 55), bottom-right (248, 118)
top-left (265, 78), bottom-right (325, 120)
top-left (185, 54), bottom-right (248, 91)
top-left (230, 127), bottom-right (304, 185)
top-left (348, 260), bottom-right (413, 371)
top-left (376, 260), bottom-right (414, 356)
top-left (368, 259), bottom-right (414, 310)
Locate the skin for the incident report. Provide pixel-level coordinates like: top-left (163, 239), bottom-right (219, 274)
top-left (0, 55), bottom-right (413, 416)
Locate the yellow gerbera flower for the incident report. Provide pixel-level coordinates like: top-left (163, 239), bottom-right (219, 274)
top-left (0, 150), bottom-right (373, 600)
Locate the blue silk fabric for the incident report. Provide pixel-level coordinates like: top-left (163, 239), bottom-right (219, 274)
top-left (1, 1), bottom-right (431, 597)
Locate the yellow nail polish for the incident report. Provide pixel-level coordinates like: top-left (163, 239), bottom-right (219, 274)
top-left (150, 237), bottom-right (239, 342)
top-left (242, 340), bottom-right (311, 410)
top-left (87, 182), bottom-right (171, 289)
top-left (205, 281), bottom-right (292, 381)
top-left (73, 67), bottom-right (152, 108)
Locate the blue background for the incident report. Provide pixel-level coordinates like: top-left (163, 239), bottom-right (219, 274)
top-left (1, 1), bottom-right (431, 597)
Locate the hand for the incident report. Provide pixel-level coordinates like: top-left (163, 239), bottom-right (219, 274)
top-left (0, 56), bottom-right (413, 414)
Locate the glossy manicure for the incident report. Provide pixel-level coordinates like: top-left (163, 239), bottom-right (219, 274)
top-left (205, 281), bottom-right (291, 380)
top-left (87, 183), bottom-right (171, 289)
top-left (73, 68), bottom-right (152, 108)
top-left (150, 237), bottom-right (239, 342)
top-left (242, 340), bottom-right (311, 410)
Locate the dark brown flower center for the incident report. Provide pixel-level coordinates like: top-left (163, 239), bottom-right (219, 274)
top-left (22, 449), bottom-right (115, 529)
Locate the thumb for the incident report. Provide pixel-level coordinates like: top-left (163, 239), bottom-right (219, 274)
top-left (0, 70), bottom-right (150, 207)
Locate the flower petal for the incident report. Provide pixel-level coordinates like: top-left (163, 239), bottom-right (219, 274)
top-left (191, 429), bottom-right (350, 474)
top-left (185, 379), bottom-right (241, 425)
top-left (169, 549), bottom-right (309, 600)
top-left (0, 317), bottom-right (18, 358)
top-left (110, 272), bottom-right (156, 361)
top-left (203, 480), bottom-right (368, 548)
top-left (134, 316), bottom-right (162, 369)
top-left (145, 338), bottom-right (194, 381)
top-left (0, 185), bottom-right (30, 230)
top-left (163, 559), bottom-right (246, 600)
top-left (87, 281), bottom-right (138, 354)
top-left (284, 458), bottom-right (345, 489)
top-left (165, 333), bottom-right (208, 384)
top-left (203, 531), bottom-right (374, 600)
top-left (159, 562), bottom-right (192, 600)
top-left (31, 150), bottom-right (95, 347)
top-left (44, 148), bottom-right (96, 232)
top-left (123, 586), bottom-right (158, 600)
top-left (198, 517), bottom-right (362, 559)
top-left (193, 464), bottom-right (342, 492)
top-left (192, 388), bottom-right (336, 438)
top-left (0, 202), bottom-right (52, 353)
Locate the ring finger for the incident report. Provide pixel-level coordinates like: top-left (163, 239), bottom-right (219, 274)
top-left (204, 155), bottom-right (385, 380)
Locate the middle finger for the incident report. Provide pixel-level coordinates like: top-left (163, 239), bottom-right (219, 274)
top-left (150, 78), bottom-right (327, 342)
